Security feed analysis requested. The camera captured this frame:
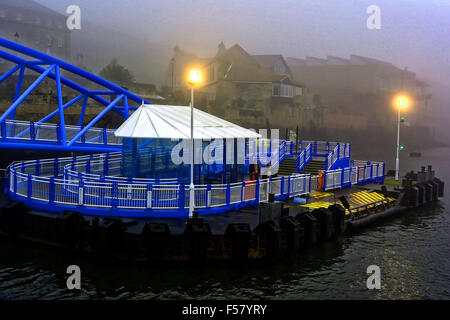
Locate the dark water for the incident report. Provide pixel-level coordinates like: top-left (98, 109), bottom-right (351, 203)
top-left (0, 148), bottom-right (449, 300)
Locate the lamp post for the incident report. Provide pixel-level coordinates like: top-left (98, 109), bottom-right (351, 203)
top-left (395, 95), bottom-right (408, 181)
top-left (188, 69), bottom-right (201, 218)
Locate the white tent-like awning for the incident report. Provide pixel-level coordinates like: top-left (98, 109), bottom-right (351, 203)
top-left (114, 104), bottom-right (261, 139)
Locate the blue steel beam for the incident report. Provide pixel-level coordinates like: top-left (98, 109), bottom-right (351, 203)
top-left (0, 64), bottom-right (56, 123)
top-left (67, 94), bottom-right (124, 146)
top-left (37, 94), bottom-right (84, 124)
top-left (0, 38), bottom-right (148, 106)
top-left (55, 65), bottom-right (66, 144)
top-left (13, 94), bottom-right (84, 139)
top-left (11, 66), bottom-right (25, 120)
top-left (0, 65), bottom-right (21, 84)
top-left (0, 49), bottom-right (117, 110)
top-left (0, 49), bottom-right (143, 122)
top-left (78, 95), bottom-right (88, 127)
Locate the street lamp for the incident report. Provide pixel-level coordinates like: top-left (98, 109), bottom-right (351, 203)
top-left (394, 95), bottom-right (409, 180)
top-left (188, 69), bottom-right (201, 218)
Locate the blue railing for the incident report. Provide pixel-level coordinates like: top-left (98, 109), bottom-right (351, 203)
top-left (296, 143), bottom-right (312, 173)
top-left (323, 162), bottom-right (385, 190)
top-left (5, 138), bottom-right (384, 217)
top-left (0, 119), bottom-right (122, 152)
top-left (7, 152), bottom-right (312, 217)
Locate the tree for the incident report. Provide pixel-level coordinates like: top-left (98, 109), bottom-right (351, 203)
top-left (99, 58), bottom-right (134, 83)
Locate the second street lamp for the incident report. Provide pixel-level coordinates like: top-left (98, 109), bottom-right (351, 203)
top-left (394, 95), bottom-right (409, 181)
top-left (188, 69), bottom-right (201, 218)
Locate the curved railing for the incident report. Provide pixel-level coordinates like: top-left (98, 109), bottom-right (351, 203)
top-left (8, 153), bottom-right (312, 217)
top-left (6, 139), bottom-right (383, 217)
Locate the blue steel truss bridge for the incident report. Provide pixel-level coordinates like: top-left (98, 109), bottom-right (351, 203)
top-left (0, 37), bottom-right (148, 153)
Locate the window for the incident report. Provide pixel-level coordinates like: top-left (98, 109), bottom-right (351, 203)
top-left (273, 84), bottom-right (293, 97)
top-left (280, 84), bottom-right (293, 97)
top-left (274, 61), bottom-right (286, 74)
top-left (295, 87), bottom-right (303, 96)
top-left (272, 84), bottom-right (280, 96)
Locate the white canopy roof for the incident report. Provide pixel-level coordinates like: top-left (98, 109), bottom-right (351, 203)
top-left (114, 104), bottom-right (261, 139)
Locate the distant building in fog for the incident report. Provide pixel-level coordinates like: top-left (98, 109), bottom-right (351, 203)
top-left (287, 54), bottom-right (431, 130)
top-left (0, 0), bottom-right (71, 64)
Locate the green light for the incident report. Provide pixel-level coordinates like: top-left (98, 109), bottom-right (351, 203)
top-left (400, 116), bottom-right (405, 122)
top-left (399, 145), bottom-right (405, 151)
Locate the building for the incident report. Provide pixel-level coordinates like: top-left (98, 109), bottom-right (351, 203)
top-left (0, 0), bottom-right (71, 66)
top-left (166, 42), bottom-right (323, 132)
top-left (287, 54), bottom-right (431, 130)
top-left (251, 54), bottom-right (293, 78)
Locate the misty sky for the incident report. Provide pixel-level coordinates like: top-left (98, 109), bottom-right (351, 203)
top-left (35, 0), bottom-right (449, 84)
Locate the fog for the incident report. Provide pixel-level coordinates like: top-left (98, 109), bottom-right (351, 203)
top-left (35, 0), bottom-right (450, 138)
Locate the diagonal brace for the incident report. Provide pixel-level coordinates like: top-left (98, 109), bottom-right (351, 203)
top-left (0, 64), bottom-right (56, 123)
top-left (67, 94), bottom-right (124, 146)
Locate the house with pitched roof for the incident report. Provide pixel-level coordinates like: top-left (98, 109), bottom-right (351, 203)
top-left (165, 42), bottom-right (323, 131)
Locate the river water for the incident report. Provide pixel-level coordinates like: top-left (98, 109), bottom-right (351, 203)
top-left (0, 148), bottom-right (449, 300)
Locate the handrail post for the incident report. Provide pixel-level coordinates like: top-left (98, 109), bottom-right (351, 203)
top-left (49, 177), bottom-right (55, 204)
top-left (56, 124), bottom-right (62, 144)
top-left (27, 174), bottom-right (32, 200)
top-left (226, 183), bottom-right (231, 206)
top-left (148, 184), bottom-right (153, 209)
top-left (30, 121), bottom-right (35, 140)
top-left (13, 167), bottom-right (18, 194)
top-left (206, 184), bottom-right (211, 208)
top-left (287, 176), bottom-right (291, 198)
top-left (255, 180), bottom-right (260, 203)
top-left (0, 120), bottom-right (5, 139)
top-left (103, 128), bottom-right (108, 145)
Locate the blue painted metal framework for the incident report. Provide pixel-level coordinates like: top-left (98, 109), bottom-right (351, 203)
top-left (6, 139), bottom-right (386, 218)
top-left (0, 37), bottom-right (149, 152)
